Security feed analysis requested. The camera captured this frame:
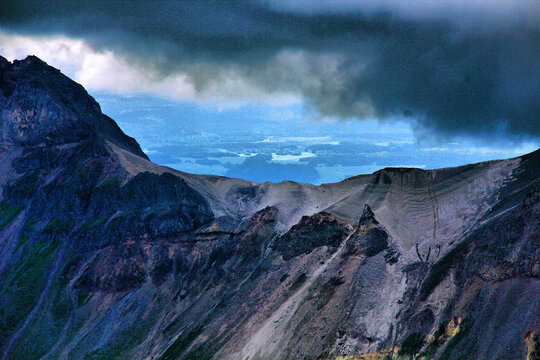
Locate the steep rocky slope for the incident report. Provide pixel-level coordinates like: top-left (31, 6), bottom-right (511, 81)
top-left (0, 56), bottom-right (538, 360)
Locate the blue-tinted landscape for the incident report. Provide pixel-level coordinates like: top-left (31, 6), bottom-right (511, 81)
top-left (1, 0), bottom-right (539, 358)
top-left (97, 92), bottom-right (538, 184)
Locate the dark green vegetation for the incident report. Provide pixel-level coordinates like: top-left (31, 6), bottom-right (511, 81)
top-left (159, 323), bottom-right (207, 360)
top-left (439, 318), bottom-right (475, 360)
top-left (398, 332), bottom-right (425, 357)
top-left (76, 291), bottom-right (93, 307)
top-left (14, 234), bottom-right (29, 252)
top-left (0, 201), bottom-right (24, 231)
top-left (417, 323), bottom-right (447, 358)
top-left (43, 219), bottom-right (76, 234)
top-left (80, 215), bottom-right (109, 231)
top-left (0, 240), bottom-right (60, 347)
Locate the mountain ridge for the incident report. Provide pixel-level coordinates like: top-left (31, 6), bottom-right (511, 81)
top-left (0, 55), bottom-right (538, 360)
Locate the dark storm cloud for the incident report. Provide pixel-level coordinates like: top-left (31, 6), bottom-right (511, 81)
top-left (1, 0), bottom-right (539, 138)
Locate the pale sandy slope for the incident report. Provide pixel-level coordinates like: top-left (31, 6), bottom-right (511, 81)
top-left (110, 140), bottom-right (527, 263)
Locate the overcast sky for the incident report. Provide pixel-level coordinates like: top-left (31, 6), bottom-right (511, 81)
top-left (2, 0), bottom-right (539, 139)
top-left (0, 1), bottom-right (539, 181)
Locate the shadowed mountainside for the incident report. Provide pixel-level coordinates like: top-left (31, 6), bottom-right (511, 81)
top-left (0, 56), bottom-right (538, 360)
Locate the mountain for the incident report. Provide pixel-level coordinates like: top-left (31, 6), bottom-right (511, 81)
top-left (0, 55), bottom-right (538, 360)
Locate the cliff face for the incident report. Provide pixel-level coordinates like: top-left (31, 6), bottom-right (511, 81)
top-left (0, 56), bottom-right (538, 360)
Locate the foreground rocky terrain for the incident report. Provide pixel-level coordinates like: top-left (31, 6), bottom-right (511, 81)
top-left (0, 56), bottom-right (538, 360)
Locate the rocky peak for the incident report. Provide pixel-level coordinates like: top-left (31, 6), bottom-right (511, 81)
top-left (0, 55), bottom-right (147, 158)
top-left (358, 203), bottom-right (378, 226)
top-left (12, 55), bottom-right (49, 70)
top-left (0, 55), bottom-right (9, 70)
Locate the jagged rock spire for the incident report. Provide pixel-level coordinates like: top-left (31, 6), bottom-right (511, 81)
top-left (358, 203), bottom-right (378, 226)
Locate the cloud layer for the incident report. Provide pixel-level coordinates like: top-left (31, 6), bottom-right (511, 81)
top-left (1, 0), bottom-right (539, 138)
